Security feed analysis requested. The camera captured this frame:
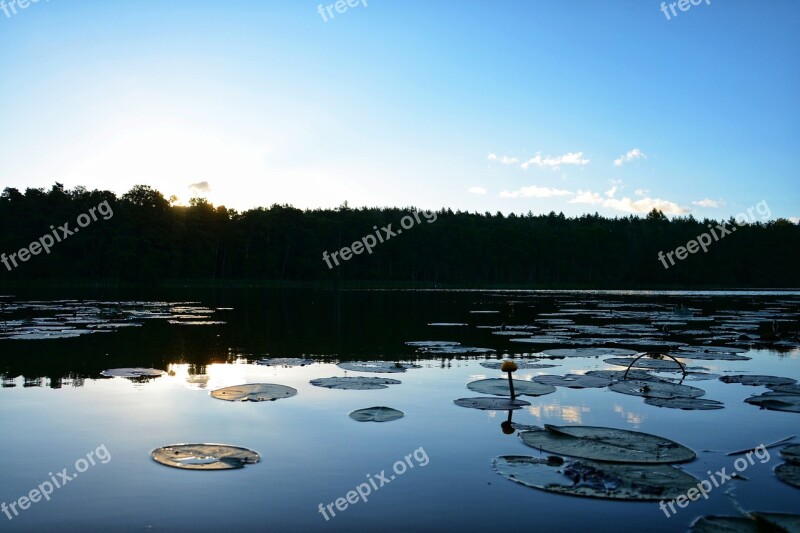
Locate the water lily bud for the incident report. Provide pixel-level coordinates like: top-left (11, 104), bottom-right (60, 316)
top-left (501, 361), bottom-right (518, 373)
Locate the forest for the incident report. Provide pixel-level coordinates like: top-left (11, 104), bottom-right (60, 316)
top-left (0, 183), bottom-right (798, 288)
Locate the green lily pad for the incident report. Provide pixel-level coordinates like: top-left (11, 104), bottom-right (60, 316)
top-left (310, 377), bottom-right (401, 390)
top-left (479, 360), bottom-right (559, 370)
top-left (467, 378), bottom-right (556, 397)
top-left (151, 444), bottom-right (260, 470)
top-left (210, 383), bottom-right (297, 402)
top-left (776, 462), bottom-right (800, 489)
top-left (519, 425), bottom-right (695, 463)
top-left (453, 397), bottom-right (531, 410)
top-left (744, 392), bottom-right (800, 413)
top-left (540, 348), bottom-right (638, 358)
top-left (493, 456), bottom-right (699, 501)
top-left (349, 406), bottom-right (405, 422)
top-left (719, 375), bottom-right (797, 387)
top-left (533, 374), bottom-right (613, 389)
top-left (585, 369), bottom-right (661, 381)
top-left (644, 397), bottom-right (725, 410)
top-left (338, 361), bottom-right (420, 373)
top-left (100, 368), bottom-right (166, 378)
top-left (781, 445), bottom-right (800, 464)
top-left (609, 379), bottom-right (705, 399)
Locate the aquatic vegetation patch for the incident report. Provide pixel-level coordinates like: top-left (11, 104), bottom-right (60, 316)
top-left (453, 397), bottom-right (531, 410)
top-left (151, 444), bottom-right (260, 470)
top-left (100, 368), bottom-right (166, 378)
top-left (349, 406), bottom-right (405, 422)
top-left (210, 383), bottom-right (297, 402)
top-left (466, 378), bottom-right (556, 397)
top-left (310, 377), bottom-right (401, 390)
top-left (338, 361), bottom-right (420, 373)
top-left (533, 374), bottom-right (613, 389)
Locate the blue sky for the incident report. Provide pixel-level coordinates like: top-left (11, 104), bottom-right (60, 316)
top-left (1, 0), bottom-right (798, 220)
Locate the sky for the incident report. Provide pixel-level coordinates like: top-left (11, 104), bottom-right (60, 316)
top-left (0, 0), bottom-right (798, 220)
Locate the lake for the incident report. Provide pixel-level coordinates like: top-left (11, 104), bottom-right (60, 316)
top-left (1, 289), bottom-right (799, 532)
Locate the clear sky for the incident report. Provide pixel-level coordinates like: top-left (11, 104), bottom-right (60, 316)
top-left (1, 0), bottom-right (798, 220)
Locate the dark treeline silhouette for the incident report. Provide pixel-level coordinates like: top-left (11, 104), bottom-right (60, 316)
top-left (1, 183), bottom-right (798, 287)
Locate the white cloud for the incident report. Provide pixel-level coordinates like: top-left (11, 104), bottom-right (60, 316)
top-left (614, 148), bottom-right (646, 167)
top-left (634, 189), bottom-right (648, 197)
top-left (692, 199), bottom-right (721, 208)
top-left (487, 153), bottom-right (519, 165)
top-left (570, 189), bottom-right (604, 205)
top-left (789, 217), bottom-right (800, 224)
top-left (468, 186), bottom-right (487, 195)
top-left (521, 151), bottom-right (590, 171)
top-left (605, 185), bottom-right (618, 198)
top-left (570, 189), bottom-right (689, 215)
top-left (189, 181), bottom-right (211, 194)
top-left (500, 185), bottom-right (573, 198)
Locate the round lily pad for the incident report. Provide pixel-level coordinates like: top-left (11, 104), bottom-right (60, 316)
top-left (533, 374), bottom-right (613, 389)
top-left (519, 425), bottom-right (696, 464)
top-left (256, 358), bottom-right (314, 367)
top-left (781, 445), bottom-right (800, 464)
top-left (585, 369), bottom-right (661, 382)
top-left (604, 357), bottom-right (685, 371)
top-left (151, 444), bottom-right (260, 470)
top-left (540, 348), bottom-right (637, 358)
top-left (644, 397), bottom-right (725, 410)
top-left (769, 383), bottom-right (800, 394)
top-left (100, 368), bottom-right (166, 378)
top-left (349, 406), bottom-right (405, 422)
top-left (467, 378), bottom-right (556, 397)
top-left (310, 377), bottom-right (401, 390)
top-left (609, 379), bottom-right (705, 399)
top-left (744, 392), bottom-right (800, 413)
top-left (479, 360), bottom-right (559, 370)
top-left (453, 397), bottom-right (531, 410)
top-left (210, 383), bottom-right (297, 402)
top-left (775, 463), bottom-right (800, 489)
top-left (719, 375), bottom-right (797, 387)
top-left (493, 456), bottom-right (700, 500)
top-left (672, 352), bottom-right (751, 361)
top-left (337, 361), bottom-right (420, 373)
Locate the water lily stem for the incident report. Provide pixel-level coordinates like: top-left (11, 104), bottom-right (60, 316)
top-left (507, 371), bottom-right (516, 400)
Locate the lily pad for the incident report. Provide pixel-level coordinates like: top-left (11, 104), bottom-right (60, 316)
top-left (210, 383), bottom-right (297, 402)
top-left (493, 456), bottom-right (699, 500)
top-left (769, 383), bottom-right (800, 394)
top-left (744, 392), bottom-right (800, 413)
top-left (151, 444), bottom-right (260, 470)
top-left (644, 397), bottom-right (725, 410)
top-left (533, 374), bottom-right (613, 389)
top-left (519, 425), bottom-right (696, 464)
top-left (310, 377), bottom-right (401, 390)
top-left (672, 352), bottom-right (751, 361)
top-left (256, 358), bottom-right (314, 367)
top-left (405, 341), bottom-right (460, 347)
top-left (679, 345), bottom-right (747, 354)
top-left (604, 357), bottom-right (685, 371)
top-left (775, 463), bottom-right (800, 489)
top-left (609, 380), bottom-right (705, 399)
top-left (692, 513), bottom-right (800, 533)
top-left (467, 378), bottom-right (556, 397)
top-left (479, 360), bottom-right (559, 370)
top-left (349, 406), bottom-right (405, 422)
top-left (585, 369), bottom-right (661, 382)
top-left (338, 361), bottom-right (420, 373)
top-left (540, 348), bottom-right (637, 358)
top-left (781, 445), bottom-right (800, 464)
top-left (100, 368), bottom-right (166, 378)
top-left (453, 397), bottom-right (531, 410)
top-left (719, 375), bottom-right (797, 387)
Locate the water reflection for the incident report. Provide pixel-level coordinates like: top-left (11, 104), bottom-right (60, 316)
top-left (526, 402), bottom-right (591, 424)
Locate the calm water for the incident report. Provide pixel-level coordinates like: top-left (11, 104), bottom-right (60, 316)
top-left (1, 289), bottom-right (799, 532)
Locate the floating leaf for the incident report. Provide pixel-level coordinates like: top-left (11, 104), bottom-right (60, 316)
top-left (100, 368), bottom-right (165, 378)
top-left (519, 425), bottom-right (696, 464)
top-left (585, 369), bottom-right (661, 382)
top-left (679, 345), bottom-right (747, 354)
top-left (781, 445), bottom-right (800, 464)
top-left (644, 397), bottom-right (724, 410)
top-left (672, 352), bottom-right (751, 361)
top-left (453, 397), bottom-right (531, 410)
top-left (151, 444), bottom-right (260, 470)
top-left (533, 374), bottom-right (613, 389)
top-left (510, 336), bottom-right (574, 345)
top-left (210, 383), bottom-right (297, 402)
top-left (604, 357), bottom-right (685, 371)
top-left (692, 513), bottom-right (800, 533)
top-left (609, 380), bottom-right (705, 399)
top-left (654, 371), bottom-right (721, 382)
top-left (769, 383), bottom-right (800, 394)
top-left (540, 348), bottom-right (637, 358)
top-left (404, 341), bottom-right (460, 347)
top-left (744, 392), bottom-right (800, 413)
top-left (338, 361), bottom-right (420, 373)
top-left (349, 406), bottom-right (405, 422)
top-left (479, 360), bottom-right (559, 370)
top-left (775, 463), bottom-right (800, 489)
top-left (467, 378), bottom-right (556, 397)
top-left (257, 358), bottom-right (314, 367)
top-left (719, 375), bottom-right (797, 387)
top-left (493, 456), bottom-right (699, 500)
top-left (310, 377), bottom-right (401, 390)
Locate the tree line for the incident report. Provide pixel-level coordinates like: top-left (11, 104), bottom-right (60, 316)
top-left (1, 183), bottom-right (798, 288)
